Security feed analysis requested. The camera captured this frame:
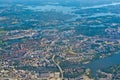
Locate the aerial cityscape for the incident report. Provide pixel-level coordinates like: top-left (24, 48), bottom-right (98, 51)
top-left (0, 0), bottom-right (120, 80)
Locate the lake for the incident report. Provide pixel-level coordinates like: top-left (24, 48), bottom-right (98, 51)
top-left (85, 53), bottom-right (120, 77)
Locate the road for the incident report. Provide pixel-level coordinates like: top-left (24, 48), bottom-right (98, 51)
top-left (52, 55), bottom-right (63, 79)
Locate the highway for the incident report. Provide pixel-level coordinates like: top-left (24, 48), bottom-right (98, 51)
top-left (52, 55), bottom-right (63, 79)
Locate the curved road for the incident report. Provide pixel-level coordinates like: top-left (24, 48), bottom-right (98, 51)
top-left (52, 55), bottom-right (63, 79)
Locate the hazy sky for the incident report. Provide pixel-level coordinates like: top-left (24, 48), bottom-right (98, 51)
top-left (0, 0), bottom-right (120, 7)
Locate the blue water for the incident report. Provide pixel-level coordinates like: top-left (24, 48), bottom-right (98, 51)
top-left (85, 53), bottom-right (120, 76)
